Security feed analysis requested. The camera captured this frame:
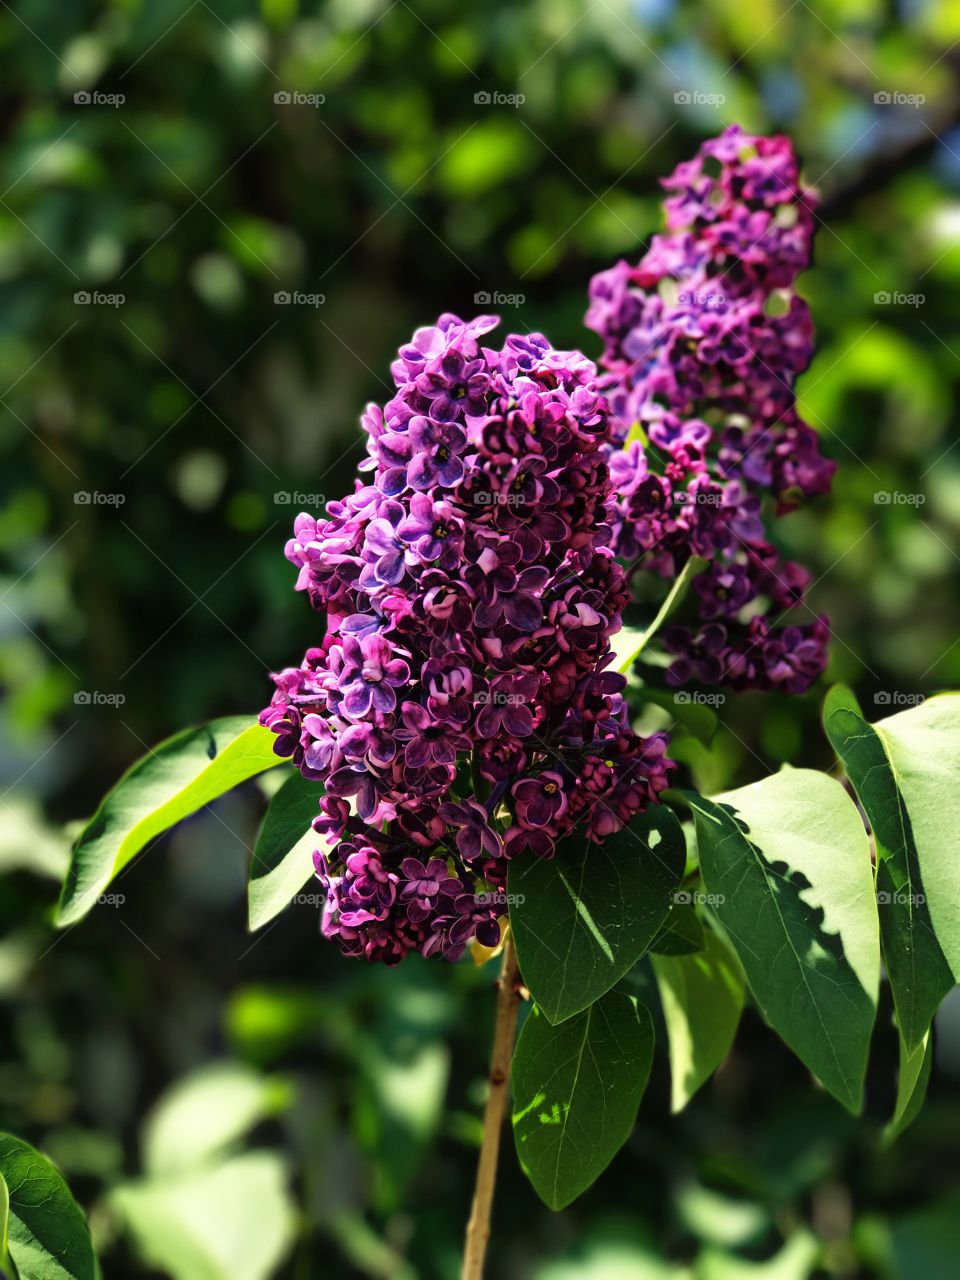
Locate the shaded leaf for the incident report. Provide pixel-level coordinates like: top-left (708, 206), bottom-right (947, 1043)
top-left (512, 993), bottom-right (654, 1210)
top-left (685, 770), bottom-right (879, 1113)
top-left (508, 806), bottom-right (685, 1023)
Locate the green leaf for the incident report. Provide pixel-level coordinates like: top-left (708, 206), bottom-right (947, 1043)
top-left (248, 771), bottom-right (323, 932)
top-left (634, 687), bottom-right (719, 745)
top-left (650, 900), bottom-right (705, 956)
top-left (823, 685), bottom-right (953, 1051)
top-left (0, 1133), bottom-right (97, 1280)
top-left (0, 1172), bottom-right (13, 1280)
top-left (652, 927), bottom-right (744, 1111)
top-left (111, 1152), bottom-right (296, 1280)
top-left (511, 993), bottom-right (654, 1210)
top-left (58, 717), bottom-right (282, 927)
top-left (883, 1028), bottom-right (933, 1146)
top-left (143, 1064), bottom-right (291, 1177)
top-left (508, 805), bottom-right (685, 1023)
top-left (869, 693), bottom-right (960, 983)
top-left (685, 770), bottom-right (880, 1113)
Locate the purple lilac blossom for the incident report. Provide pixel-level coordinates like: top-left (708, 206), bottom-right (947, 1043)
top-left (585, 124), bottom-right (833, 692)
top-left (260, 312), bottom-right (673, 963)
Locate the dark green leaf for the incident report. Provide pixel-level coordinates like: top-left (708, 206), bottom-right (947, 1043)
top-left (511, 993), bottom-right (654, 1210)
top-left (823, 685), bottom-right (953, 1051)
top-left (508, 806), bottom-right (685, 1023)
top-left (0, 1133), bottom-right (97, 1280)
top-left (248, 772), bottom-right (323, 932)
top-left (650, 900), bottom-right (705, 955)
top-left (652, 927), bottom-right (744, 1111)
top-left (58, 718), bottom-right (281, 927)
top-left (685, 770), bottom-right (880, 1113)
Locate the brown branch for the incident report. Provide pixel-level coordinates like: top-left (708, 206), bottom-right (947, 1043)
top-left (461, 933), bottom-right (521, 1280)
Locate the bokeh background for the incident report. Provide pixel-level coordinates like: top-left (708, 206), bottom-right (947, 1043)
top-left (2, 1), bottom-right (960, 1276)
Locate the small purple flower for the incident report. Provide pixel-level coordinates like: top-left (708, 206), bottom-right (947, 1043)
top-left (338, 633), bottom-right (410, 719)
top-left (438, 798), bottom-right (503, 863)
top-left (475, 673), bottom-right (539, 739)
top-left (399, 703), bottom-right (471, 768)
top-left (512, 771), bottom-right (568, 829)
top-left (397, 493), bottom-right (463, 565)
top-left (407, 416), bottom-right (468, 490)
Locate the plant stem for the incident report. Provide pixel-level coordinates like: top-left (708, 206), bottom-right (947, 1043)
top-left (461, 933), bottom-right (520, 1280)
top-left (617, 554), bottom-right (705, 673)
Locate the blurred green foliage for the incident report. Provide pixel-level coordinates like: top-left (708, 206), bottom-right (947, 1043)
top-left (2, 0), bottom-right (960, 1276)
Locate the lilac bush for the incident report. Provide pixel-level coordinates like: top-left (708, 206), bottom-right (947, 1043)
top-left (260, 315), bottom-right (673, 964)
top-left (586, 124), bottom-right (835, 693)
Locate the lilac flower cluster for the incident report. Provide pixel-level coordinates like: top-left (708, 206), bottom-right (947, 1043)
top-left (260, 314), bottom-right (674, 964)
top-left (586, 124), bottom-right (834, 693)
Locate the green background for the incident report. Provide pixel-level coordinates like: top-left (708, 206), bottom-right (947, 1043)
top-left (2, 0), bottom-right (959, 1276)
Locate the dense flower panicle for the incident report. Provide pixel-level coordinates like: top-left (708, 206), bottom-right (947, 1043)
top-left (586, 124), bottom-right (833, 692)
top-left (261, 313), bottom-right (674, 963)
